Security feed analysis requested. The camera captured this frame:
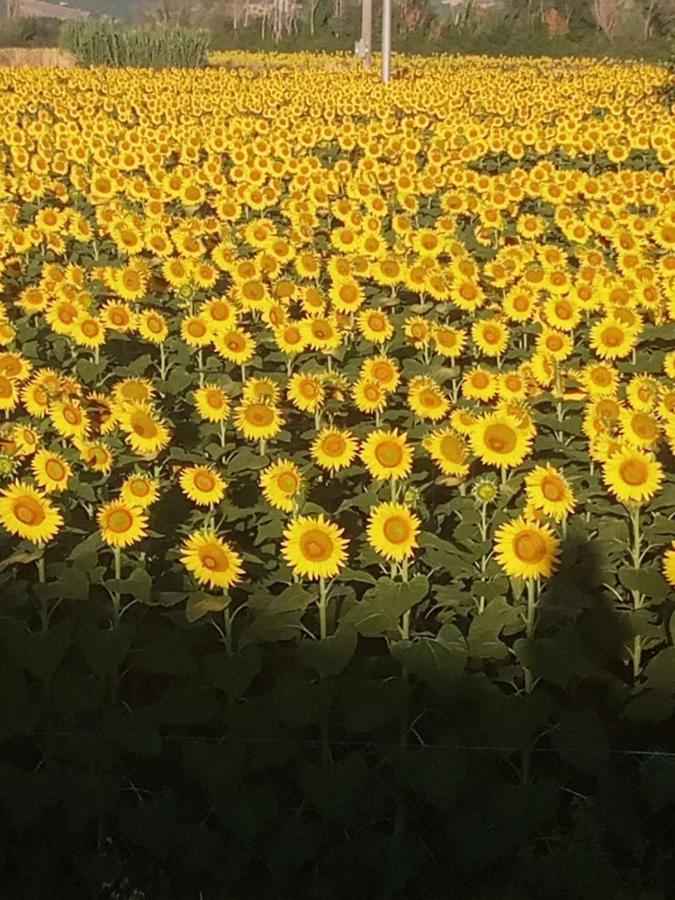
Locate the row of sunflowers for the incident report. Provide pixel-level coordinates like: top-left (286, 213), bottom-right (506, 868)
top-left (0, 55), bottom-right (674, 702)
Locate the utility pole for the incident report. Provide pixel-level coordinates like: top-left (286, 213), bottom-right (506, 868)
top-left (360, 0), bottom-right (372, 69)
top-left (381, 0), bottom-right (392, 83)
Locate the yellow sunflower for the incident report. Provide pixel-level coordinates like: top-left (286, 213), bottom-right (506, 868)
top-left (287, 373), bottom-right (325, 413)
top-left (0, 481), bottom-right (62, 544)
top-left (367, 502), bottom-right (421, 562)
top-left (524, 465), bottom-right (575, 520)
top-left (234, 401), bottom-right (283, 442)
top-left (181, 530), bottom-right (244, 590)
top-left (311, 428), bottom-right (359, 472)
top-left (494, 515), bottom-right (561, 580)
top-left (260, 458), bottom-right (303, 512)
top-left (118, 403), bottom-right (171, 456)
top-left (31, 449), bottom-right (72, 493)
top-left (97, 500), bottom-right (148, 548)
top-left (603, 447), bottom-right (664, 505)
top-left (353, 379), bottom-right (387, 415)
top-left (423, 427), bottom-right (470, 477)
top-left (179, 465), bottom-right (226, 507)
top-left (281, 514), bottom-right (348, 581)
top-left (470, 413), bottom-right (533, 469)
top-left (360, 429), bottom-right (414, 481)
top-left (408, 376), bottom-right (450, 421)
top-left (120, 474), bottom-right (160, 509)
top-left (194, 384), bottom-right (230, 423)
top-left (663, 542), bottom-right (675, 588)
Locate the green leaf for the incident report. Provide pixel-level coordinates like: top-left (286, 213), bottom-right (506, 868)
top-left (344, 576), bottom-right (429, 637)
top-left (643, 646), bottom-right (675, 690)
top-left (239, 609), bottom-right (304, 645)
top-left (390, 623), bottom-right (467, 692)
top-left (618, 567), bottom-right (670, 602)
top-left (248, 582), bottom-right (313, 612)
top-left (68, 530), bottom-right (103, 560)
top-left (202, 645), bottom-right (262, 701)
top-left (186, 590), bottom-right (229, 623)
top-left (78, 623), bottom-right (135, 678)
top-left (515, 627), bottom-right (595, 690)
top-left (165, 367), bottom-right (193, 394)
top-left (296, 621), bottom-right (357, 676)
top-left (622, 689), bottom-right (675, 723)
top-left (228, 446), bottom-right (270, 473)
top-left (468, 597), bottom-right (518, 660)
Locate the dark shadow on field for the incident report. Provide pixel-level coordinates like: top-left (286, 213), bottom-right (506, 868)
top-left (0, 533), bottom-right (672, 899)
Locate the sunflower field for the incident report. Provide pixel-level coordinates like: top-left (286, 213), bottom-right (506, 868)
top-left (0, 53), bottom-right (675, 897)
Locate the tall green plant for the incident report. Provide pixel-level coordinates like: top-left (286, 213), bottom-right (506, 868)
top-left (60, 20), bottom-right (210, 68)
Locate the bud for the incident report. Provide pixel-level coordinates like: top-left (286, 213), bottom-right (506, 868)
top-left (473, 477), bottom-right (497, 505)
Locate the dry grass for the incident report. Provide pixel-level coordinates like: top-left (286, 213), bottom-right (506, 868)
top-left (0, 48), bottom-right (75, 68)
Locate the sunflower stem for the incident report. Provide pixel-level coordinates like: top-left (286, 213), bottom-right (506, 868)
top-left (390, 479), bottom-right (397, 503)
top-left (259, 439), bottom-right (266, 457)
top-left (523, 578), bottom-right (538, 693)
top-left (37, 554), bottom-right (48, 633)
top-left (628, 504), bottom-right (643, 679)
top-left (112, 546), bottom-right (122, 630)
top-left (318, 577), bottom-right (328, 640)
top-left (223, 598), bottom-right (233, 654)
top-left (219, 420), bottom-right (226, 449)
top-left (198, 349), bottom-right (205, 388)
top-left (159, 343), bottom-right (167, 381)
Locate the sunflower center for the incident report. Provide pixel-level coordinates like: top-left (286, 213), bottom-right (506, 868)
top-left (619, 459), bottom-right (648, 486)
top-left (227, 336), bottom-right (245, 352)
top-left (632, 415), bottom-right (656, 440)
top-left (541, 477), bottom-right (565, 501)
top-left (439, 434), bottom-right (464, 463)
top-left (194, 472), bottom-right (216, 493)
top-left (602, 327), bottom-right (624, 347)
top-left (108, 509), bottom-right (133, 533)
top-left (130, 480), bottom-right (150, 496)
top-left (419, 388), bottom-right (440, 408)
top-left (45, 459), bottom-right (66, 481)
top-left (14, 497), bottom-right (45, 526)
top-left (368, 314), bottom-right (386, 332)
top-left (514, 531), bottom-right (547, 563)
top-left (131, 413), bottom-right (158, 438)
top-left (206, 391), bottom-right (224, 408)
top-left (555, 302), bottom-right (572, 319)
top-left (63, 407), bottom-right (81, 425)
top-left (472, 372), bottom-right (489, 389)
top-left (201, 547), bottom-right (228, 571)
top-left (323, 435), bottom-right (346, 457)
top-left (278, 472), bottom-right (298, 493)
top-left (299, 529), bottom-right (333, 562)
top-left (189, 320), bottom-right (207, 337)
top-left (383, 516), bottom-right (411, 544)
top-left (484, 423), bottom-right (517, 454)
top-left (300, 381), bottom-right (318, 398)
top-left (483, 326), bottom-right (501, 344)
top-left (0, 377), bottom-right (13, 398)
top-left (82, 320), bottom-right (99, 338)
top-left (546, 335), bottom-right (563, 351)
top-left (592, 368), bottom-right (612, 386)
top-left (245, 404), bottom-right (274, 426)
top-left (365, 385), bottom-right (381, 401)
top-left (374, 440), bottom-right (404, 468)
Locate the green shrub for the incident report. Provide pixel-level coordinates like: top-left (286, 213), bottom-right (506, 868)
top-left (60, 20), bottom-right (210, 68)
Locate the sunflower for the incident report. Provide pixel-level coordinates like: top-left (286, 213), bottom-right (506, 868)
top-left (181, 530), bottom-right (244, 590)
top-left (408, 376), bottom-right (450, 421)
top-left (120, 474), bottom-right (160, 509)
top-left (118, 403), bottom-right (171, 456)
top-left (423, 427), bottom-right (470, 477)
top-left (234, 401), bottom-right (283, 442)
top-left (214, 328), bottom-right (256, 365)
top-left (287, 372), bottom-right (324, 413)
top-left (112, 377), bottom-right (156, 407)
top-left (179, 465), bottom-right (227, 507)
top-left (462, 367), bottom-right (498, 402)
top-left (589, 317), bottom-right (638, 360)
top-left (311, 427), bottom-right (359, 471)
top-left (357, 308), bottom-right (394, 343)
top-left (524, 465), bottom-right (575, 520)
top-left (242, 377), bottom-right (280, 406)
top-left (31, 449), bottom-right (72, 493)
top-left (360, 356), bottom-right (400, 392)
top-left (433, 325), bottom-right (466, 359)
top-left (50, 399), bottom-right (89, 440)
top-left (353, 379), bottom-right (387, 415)
top-left (194, 384), bottom-right (230, 423)
top-left (78, 441), bottom-right (114, 473)
top-left (578, 362), bottom-right (620, 398)
top-left (494, 515), bottom-right (561, 580)
top-left (472, 318), bottom-right (510, 357)
top-left (361, 429), bottom-right (413, 481)
top-left (0, 376), bottom-right (19, 412)
top-left (0, 481), bottom-right (62, 544)
top-left (97, 500), bottom-right (148, 549)
top-left (663, 543), bottom-right (675, 588)
top-left (367, 502), bottom-right (421, 562)
top-left (281, 514), bottom-right (348, 581)
top-left (181, 315), bottom-right (213, 348)
top-left (260, 458), bottom-right (303, 512)
top-left (603, 447), bottom-right (664, 505)
top-left (471, 412), bottom-right (533, 469)
top-left (619, 409), bottom-right (660, 449)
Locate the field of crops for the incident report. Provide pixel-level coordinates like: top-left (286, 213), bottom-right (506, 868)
top-left (1, 54), bottom-right (675, 896)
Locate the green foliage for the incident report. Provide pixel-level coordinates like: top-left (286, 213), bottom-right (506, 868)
top-left (60, 19), bottom-right (210, 68)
